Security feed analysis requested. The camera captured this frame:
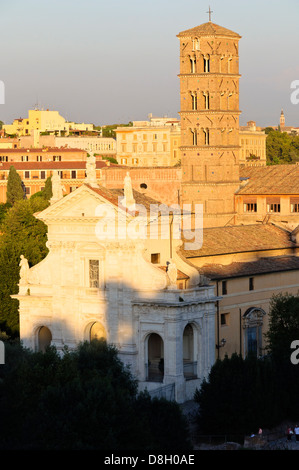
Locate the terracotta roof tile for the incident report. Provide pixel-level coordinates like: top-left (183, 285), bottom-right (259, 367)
top-left (177, 22), bottom-right (241, 38)
top-left (181, 224), bottom-right (297, 258)
top-left (0, 161), bottom-right (117, 170)
top-left (238, 165), bottom-right (299, 195)
top-left (200, 255), bottom-right (299, 280)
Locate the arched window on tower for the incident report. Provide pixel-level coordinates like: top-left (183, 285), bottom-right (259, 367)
top-left (190, 128), bottom-right (197, 146)
top-left (228, 56), bottom-right (233, 73)
top-left (189, 56), bottom-right (196, 73)
top-left (203, 128), bottom-right (210, 145)
top-left (192, 37), bottom-right (200, 51)
top-left (190, 92), bottom-right (197, 110)
top-left (203, 91), bottom-right (210, 110)
top-left (203, 54), bottom-right (210, 73)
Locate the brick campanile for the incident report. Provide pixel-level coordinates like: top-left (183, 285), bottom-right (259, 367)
top-left (177, 21), bottom-right (242, 227)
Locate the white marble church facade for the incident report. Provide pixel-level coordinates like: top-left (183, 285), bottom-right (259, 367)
top-left (14, 172), bottom-right (218, 402)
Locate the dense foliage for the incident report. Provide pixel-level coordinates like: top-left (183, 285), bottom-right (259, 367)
top-left (195, 293), bottom-right (299, 438)
top-left (266, 129), bottom-right (299, 165)
top-left (6, 166), bottom-right (25, 205)
top-left (0, 193), bottom-right (50, 336)
top-left (0, 339), bottom-right (191, 450)
top-left (265, 293), bottom-right (299, 363)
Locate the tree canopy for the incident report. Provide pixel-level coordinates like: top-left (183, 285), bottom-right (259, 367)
top-left (0, 197), bottom-right (49, 336)
top-left (0, 339), bottom-right (191, 450)
top-left (265, 293), bottom-right (299, 363)
top-left (6, 166), bottom-right (24, 205)
top-left (266, 129), bottom-right (299, 165)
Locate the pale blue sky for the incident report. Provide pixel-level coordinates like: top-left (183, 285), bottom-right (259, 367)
top-left (0, 0), bottom-right (298, 127)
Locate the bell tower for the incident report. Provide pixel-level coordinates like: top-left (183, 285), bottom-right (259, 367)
top-left (280, 109), bottom-right (285, 130)
top-left (177, 20), bottom-right (242, 227)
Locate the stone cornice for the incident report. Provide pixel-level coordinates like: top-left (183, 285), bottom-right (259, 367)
top-left (178, 73), bottom-right (241, 78)
top-left (179, 110), bottom-right (241, 116)
top-left (180, 145), bottom-right (241, 150)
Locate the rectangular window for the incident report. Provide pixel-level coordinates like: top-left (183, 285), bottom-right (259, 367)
top-left (290, 198), bottom-right (299, 213)
top-left (71, 170), bottom-right (76, 179)
top-left (40, 171), bottom-right (46, 179)
top-left (89, 260), bottom-right (99, 288)
top-left (24, 171), bottom-right (30, 179)
top-left (267, 198), bottom-right (280, 213)
top-left (151, 253), bottom-right (160, 264)
top-left (243, 202), bottom-right (257, 213)
top-left (25, 187), bottom-right (30, 195)
top-left (222, 280), bottom-right (227, 295)
top-left (249, 277), bottom-right (254, 291)
top-left (37, 156), bottom-right (42, 161)
top-left (267, 203), bottom-right (280, 213)
top-left (221, 313), bottom-right (230, 326)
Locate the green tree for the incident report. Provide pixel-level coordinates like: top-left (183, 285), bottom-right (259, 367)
top-left (266, 130), bottom-right (299, 165)
top-left (0, 202), bottom-right (12, 226)
top-left (264, 293), bottom-right (299, 362)
top-left (6, 166), bottom-right (25, 205)
top-left (30, 176), bottom-right (52, 202)
top-left (194, 353), bottom-right (283, 437)
top-left (0, 339), bottom-right (191, 450)
top-left (0, 198), bottom-right (49, 336)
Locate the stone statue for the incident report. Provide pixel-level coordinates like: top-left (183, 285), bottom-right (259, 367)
top-left (123, 171), bottom-right (135, 210)
top-left (86, 152), bottom-right (98, 187)
top-left (166, 259), bottom-right (177, 288)
top-left (19, 255), bottom-right (30, 285)
top-left (50, 170), bottom-right (65, 203)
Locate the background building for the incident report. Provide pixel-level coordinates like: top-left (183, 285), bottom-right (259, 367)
top-left (3, 109), bottom-right (94, 137)
top-left (115, 116), bottom-right (181, 167)
top-left (239, 121), bottom-right (267, 166)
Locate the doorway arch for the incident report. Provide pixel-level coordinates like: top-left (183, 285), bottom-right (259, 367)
top-left (88, 322), bottom-right (106, 342)
top-left (183, 323), bottom-right (197, 379)
top-left (38, 326), bottom-right (52, 352)
top-left (146, 333), bottom-right (164, 382)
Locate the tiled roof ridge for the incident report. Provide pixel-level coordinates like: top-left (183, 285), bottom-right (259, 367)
top-left (177, 21), bottom-right (241, 38)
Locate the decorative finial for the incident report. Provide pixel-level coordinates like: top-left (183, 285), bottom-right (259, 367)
top-left (207, 5), bottom-right (213, 22)
top-left (121, 171), bottom-right (136, 211)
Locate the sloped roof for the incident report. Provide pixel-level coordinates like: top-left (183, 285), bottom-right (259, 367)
top-left (200, 255), bottom-right (299, 280)
top-left (87, 185), bottom-right (164, 213)
top-left (177, 22), bottom-right (241, 39)
top-left (159, 266), bottom-right (189, 280)
top-left (0, 161), bottom-right (118, 170)
top-left (181, 224), bottom-right (297, 258)
top-left (238, 165), bottom-right (299, 195)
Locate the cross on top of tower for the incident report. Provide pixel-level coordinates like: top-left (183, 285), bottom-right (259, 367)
top-left (206, 5), bottom-right (213, 22)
